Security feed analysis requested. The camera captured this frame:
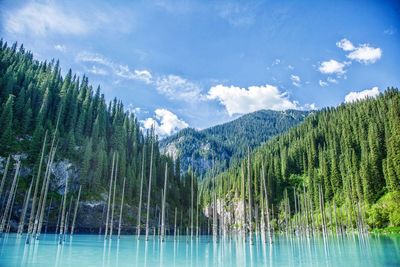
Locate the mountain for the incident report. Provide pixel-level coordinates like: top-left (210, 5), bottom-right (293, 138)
top-left (160, 109), bottom-right (310, 177)
top-left (201, 88), bottom-right (400, 230)
top-left (0, 41), bottom-right (196, 231)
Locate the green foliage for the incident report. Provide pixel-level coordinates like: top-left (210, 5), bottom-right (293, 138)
top-left (161, 109), bottom-right (309, 177)
top-left (368, 191), bottom-right (400, 228)
top-left (202, 88), bottom-right (400, 231)
top-left (0, 41), bottom-right (198, 227)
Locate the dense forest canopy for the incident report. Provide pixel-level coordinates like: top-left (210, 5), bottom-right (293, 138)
top-left (0, 40), bottom-right (197, 226)
top-left (201, 88), bottom-right (400, 229)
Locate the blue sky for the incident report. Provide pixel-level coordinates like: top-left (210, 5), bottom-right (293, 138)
top-left (1, 0), bottom-right (399, 137)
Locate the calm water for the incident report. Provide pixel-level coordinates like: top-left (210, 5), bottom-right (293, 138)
top-left (0, 233), bottom-right (399, 267)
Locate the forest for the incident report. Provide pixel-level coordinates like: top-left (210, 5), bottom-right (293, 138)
top-left (0, 40), bottom-right (198, 235)
top-left (201, 88), bottom-right (400, 233)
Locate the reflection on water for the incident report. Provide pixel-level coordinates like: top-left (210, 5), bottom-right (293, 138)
top-left (0, 233), bottom-right (399, 267)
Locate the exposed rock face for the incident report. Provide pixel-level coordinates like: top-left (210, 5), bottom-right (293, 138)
top-left (204, 199), bottom-right (248, 231)
top-left (51, 160), bottom-right (80, 194)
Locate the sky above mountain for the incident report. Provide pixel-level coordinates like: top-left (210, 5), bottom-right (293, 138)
top-left (1, 0), bottom-right (399, 137)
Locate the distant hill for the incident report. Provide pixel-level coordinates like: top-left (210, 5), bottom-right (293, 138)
top-left (160, 109), bottom-right (310, 177)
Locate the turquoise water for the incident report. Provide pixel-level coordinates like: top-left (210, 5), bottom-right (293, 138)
top-left (0, 234), bottom-right (399, 267)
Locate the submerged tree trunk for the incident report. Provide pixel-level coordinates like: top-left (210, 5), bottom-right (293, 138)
top-left (18, 180), bottom-right (33, 234)
top-left (118, 177), bottom-right (126, 239)
top-left (137, 147), bottom-right (145, 239)
top-left (59, 175), bottom-right (69, 244)
top-left (0, 155), bottom-right (11, 208)
top-left (145, 139), bottom-right (154, 241)
top-left (161, 163), bottom-right (168, 242)
top-left (27, 131), bottom-right (48, 238)
top-left (105, 152), bottom-right (116, 239)
top-left (0, 160), bottom-right (20, 234)
top-left (71, 185), bottom-right (81, 236)
top-left (110, 154), bottom-right (119, 239)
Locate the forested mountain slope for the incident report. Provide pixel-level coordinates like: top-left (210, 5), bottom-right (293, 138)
top-left (0, 41), bottom-right (195, 230)
top-left (160, 109), bottom-right (309, 177)
top-left (202, 89), bottom-right (400, 229)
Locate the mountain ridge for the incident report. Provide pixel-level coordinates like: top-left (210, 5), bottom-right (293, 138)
top-left (160, 109), bottom-right (310, 177)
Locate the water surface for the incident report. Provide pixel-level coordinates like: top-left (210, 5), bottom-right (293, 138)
top-left (0, 233), bottom-right (399, 266)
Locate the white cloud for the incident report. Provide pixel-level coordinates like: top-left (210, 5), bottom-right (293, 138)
top-left (318, 60), bottom-right (348, 75)
top-left (5, 2), bottom-right (89, 36)
top-left (344, 87), bottom-right (380, 103)
top-left (76, 52), bottom-right (111, 66)
top-left (76, 52), bottom-right (152, 83)
top-left (319, 80), bottom-right (328, 87)
top-left (88, 66), bottom-right (108, 76)
top-left (207, 84), bottom-right (298, 116)
top-left (327, 77), bottom-right (338, 84)
top-left (155, 75), bottom-right (202, 102)
top-left (336, 38), bottom-right (382, 64)
top-left (290, 74), bottom-right (301, 87)
top-left (142, 109), bottom-right (188, 137)
top-left (54, 44), bottom-right (66, 52)
top-left (346, 45), bottom-right (382, 64)
top-left (336, 38), bottom-right (355, 51)
top-left (114, 65), bottom-right (153, 83)
top-left (288, 65), bottom-right (294, 70)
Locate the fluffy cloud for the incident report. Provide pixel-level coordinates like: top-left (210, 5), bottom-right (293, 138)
top-left (207, 84), bottom-right (298, 116)
top-left (155, 75), bottom-right (202, 102)
top-left (319, 80), bottom-right (328, 87)
top-left (347, 45), bottom-right (382, 64)
top-left (336, 38), bottom-right (355, 51)
top-left (344, 87), bottom-right (380, 103)
top-left (5, 2), bottom-right (89, 36)
top-left (290, 75), bottom-right (301, 87)
top-left (336, 38), bottom-right (382, 64)
top-left (142, 109), bottom-right (188, 137)
top-left (115, 65), bottom-right (152, 83)
top-left (318, 60), bottom-right (348, 75)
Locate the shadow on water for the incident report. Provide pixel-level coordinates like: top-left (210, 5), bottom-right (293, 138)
top-left (0, 233), bottom-right (399, 266)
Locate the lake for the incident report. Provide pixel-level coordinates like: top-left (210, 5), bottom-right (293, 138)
top-left (0, 233), bottom-right (399, 266)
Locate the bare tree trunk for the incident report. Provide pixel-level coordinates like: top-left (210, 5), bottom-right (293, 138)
top-left (55, 195), bottom-right (64, 235)
top-left (27, 131), bottom-right (48, 238)
top-left (118, 177), bottom-right (126, 239)
top-left (105, 152), bottom-right (116, 239)
top-left (0, 160), bottom-right (20, 234)
top-left (259, 168), bottom-right (266, 243)
top-left (6, 173), bottom-right (20, 233)
top-left (110, 154), bottom-right (119, 239)
top-left (145, 139), bottom-right (154, 241)
top-left (247, 148), bottom-right (253, 245)
top-left (174, 207), bottom-right (177, 241)
top-left (0, 155), bottom-right (11, 209)
top-left (137, 147), bottom-right (145, 239)
top-left (18, 180), bottom-right (33, 234)
top-left (71, 185), bottom-right (81, 236)
top-left (262, 163), bottom-right (272, 244)
top-left (36, 147), bottom-right (57, 238)
top-left (58, 175), bottom-right (69, 244)
top-left (241, 164), bottom-right (246, 241)
top-left (161, 163), bottom-right (168, 242)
